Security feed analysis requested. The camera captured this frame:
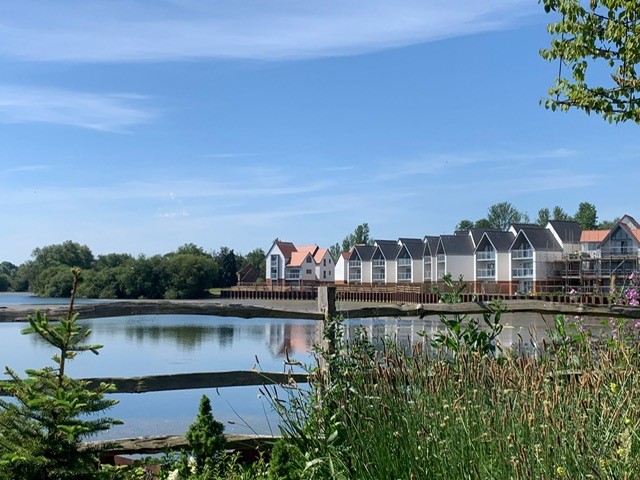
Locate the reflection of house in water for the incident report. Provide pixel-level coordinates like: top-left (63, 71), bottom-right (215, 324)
top-left (265, 322), bottom-right (320, 358)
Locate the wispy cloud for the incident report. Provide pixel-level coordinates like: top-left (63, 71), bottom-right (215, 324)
top-left (0, 1), bottom-right (536, 63)
top-left (202, 153), bottom-right (259, 159)
top-left (0, 164), bottom-right (48, 174)
top-left (0, 85), bottom-right (154, 131)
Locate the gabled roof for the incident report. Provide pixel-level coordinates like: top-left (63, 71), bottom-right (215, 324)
top-left (510, 223), bottom-right (542, 231)
top-left (438, 235), bottom-right (475, 255)
top-left (476, 231), bottom-right (515, 253)
top-left (313, 248), bottom-right (329, 263)
top-left (600, 220), bottom-right (640, 246)
top-left (620, 214), bottom-right (640, 229)
top-left (296, 244), bottom-right (319, 256)
top-left (423, 236), bottom-right (439, 257)
top-left (398, 238), bottom-right (424, 259)
top-left (289, 251), bottom-right (314, 267)
top-left (511, 228), bottom-right (562, 251)
top-left (274, 241), bottom-right (296, 260)
top-left (548, 221), bottom-right (582, 244)
top-left (581, 230), bottom-right (609, 243)
top-left (351, 245), bottom-right (376, 261)
top-left (237, 264), bottom-right (259, 283)
top-left (374, 240), bottom-right (401, 260)
top-left (468, 228), bottom-right (501, 247)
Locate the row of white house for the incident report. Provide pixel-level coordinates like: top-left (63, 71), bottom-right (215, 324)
top-left (266, 215), bottom-right (640, 293)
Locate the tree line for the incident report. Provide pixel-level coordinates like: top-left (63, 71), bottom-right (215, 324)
top-left (456, 202), bottom-right (617, 232)
top-left (0, 242), bottom-right (266, 298)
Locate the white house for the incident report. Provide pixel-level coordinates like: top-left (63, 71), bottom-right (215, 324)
top-left (265, 241), bottom-right (335, 286)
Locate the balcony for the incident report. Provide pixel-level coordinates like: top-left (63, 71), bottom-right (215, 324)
top-left (398, 258), bottom-right (411, 266)
top-left (349, 274), bottom-right (362, 281)
top-left (512, 249), bottom-right (533, 259)
top-left (372, 259), bottom-right (385, 267)
top-left (437, 254), bottom-right (445, 263)
top-left (601, 246), bottom-right (640, 256)
top-left (398, 272), bottom-right (412, 281)
top-left (477, 269), bottom-right (496, 278)
top-left (372, 272), bottom-right (385, 281)
top-left (349, 260), bottom-right (362, 268)
top-left (512, 267), bottom-right (533, 278)
top-left (285, 273), bottom-right (300, 280)
top-left (476, 251), bottom-right (495, 261)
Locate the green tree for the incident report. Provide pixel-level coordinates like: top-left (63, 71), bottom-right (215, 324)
top-left (486, 202), bottom-right (523, 230)
top-left (330, 223), bottom-right (374, 260)
top-left (456, 219), bottom-right (474, 231)
top-left (184, 395), bottom-right (226, 472)
top-left (244, 248), bottom-right (266, 280)
top-left (599, 217), bottom-right (620, 230)
top-left (552, 205), bottom-right (572, 221)
top-left (172, 243), bottom-right (211, 257)
top-left (93, 253), bottom-right (134, 270)
top-left (474, 218), bottom-right (492, 228)
top-left (574, 202), bottom-right (598, 230)
top-left (541, 0), bottom-right (640, 124)
top-left (216, 247), bottom-right (237, 288)
top-left (0, 270), bottom-right (120, 479)
top-left (164, 254), bottom-right (218, 299)
top-left (536, 207), bottom-right (551, 226)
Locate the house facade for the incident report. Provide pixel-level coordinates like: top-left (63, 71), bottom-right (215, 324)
top-left (265, 241), bottom-right (335, 286)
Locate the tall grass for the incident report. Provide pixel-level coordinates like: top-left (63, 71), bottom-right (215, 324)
top-left (267, 316), bottom-right (640, 479)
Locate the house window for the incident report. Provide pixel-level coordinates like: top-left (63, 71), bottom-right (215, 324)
top-left (323, 271), bottom-right (326, 279)
top-left (323, 259), bottom-right (326, 266)
top-left (306, 257), bottom-right (312, 263)
top-left (306, 269), bottom-right (312, 274)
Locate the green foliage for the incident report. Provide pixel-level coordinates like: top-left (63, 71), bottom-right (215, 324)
top-left (536, 207), bottom-right (551, 226)
top-left (215, 248), bottom-right (237, 288)
top-left (455, 219), bottom-right (474, 231)
top-left (473, 218), bottom-right (492, 228)
top-left (574, 201), bottom-right (598, 230)
top-left (541, 0), bottom-right (640, 124)
top-left (552, 205), bottom-right (572, 221)
top-left (487, 202), bottom-right (523, 230)
top-left (329, 223), bottom-right (373, 259)
top-left (599, 217), bottom-right (621, 230)
top-left (185, 395), bottom-right (226, 471)
top-left (430, 274), bottom-right (505, 358)
top-left (0, 269), bottom-right (121, 480)
top-left (243, 248), bottom-right (266, 280)
top-left (267, 440), bottom-right (304, 480)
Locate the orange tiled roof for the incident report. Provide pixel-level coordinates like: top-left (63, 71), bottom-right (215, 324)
top-left (631, 228), bottom-right (640, 243)
top-left (296, 244), bottom-right (318, 255)
top-left (313, 248), bottom-right (329, 263)
top-left (580, 230), bottom-right (608, 243)
top-left (288, 251), bottom-right (313, 267)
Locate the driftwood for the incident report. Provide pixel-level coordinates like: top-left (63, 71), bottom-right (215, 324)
top-left (1, 298), bottom-right (639, 323)
top-left (0, 370), bottom-right (309, 397)
top-left (83, 433), bottom-right (278, 456)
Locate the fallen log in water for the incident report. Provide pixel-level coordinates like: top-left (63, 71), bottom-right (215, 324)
top-left (0, 370), bottom-right (309, 396)
top-left (0, 298), bottom-right (639, 323)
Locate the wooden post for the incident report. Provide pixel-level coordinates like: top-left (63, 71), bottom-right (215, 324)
top-left (317, 286), bottom-right (336, 320)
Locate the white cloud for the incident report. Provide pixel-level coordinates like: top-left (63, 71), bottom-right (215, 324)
top-left (0, 85), bottom-right (154, 131)
top-left (0, 1), bottom-right (536, 63)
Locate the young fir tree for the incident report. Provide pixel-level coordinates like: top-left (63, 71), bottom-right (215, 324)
top-left (0, 269), bottom-right (121, 480)
top-left (184, 394), bottom-right (226, 472)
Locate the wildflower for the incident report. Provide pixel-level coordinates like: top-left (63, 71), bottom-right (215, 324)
top-left (556, 466), bottom-right (565, 475)
top-left (167, 469), bottom-right (180, 480)
top-left (617, 447), bottom-right (625, 457)
top-left (188, 456), bottom-right (197, 475)
top-left (625, 417), bottom-right (631, 425)
top-left (599, 458), bottom-right (606, 469)
top-left (610, 383), bottom-right (618, 394)
top-left (569, 288), bottom-right (577, 295)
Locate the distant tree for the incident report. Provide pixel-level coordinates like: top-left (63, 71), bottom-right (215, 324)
top-left (574, 202), bottom-right (598, 230)
top-left (31, 241), bottom-right (95, 271)
top-left (216, 248), bottom-right (238, 288)
top-left (0, 261), bottom-right (17, 276)
top-left (486, 202), bottom-right (523, 231)
top-left (599, 217), bottom-right (620, 230)
top-left (173, 243), bottom-right (211, 257)
top-left (552, 206), bottom-right (572, 222)
top-left (330, 223), bottom-right (374, 260)
top-left (474, 219), bottom-right (492, 229)
top-left (0, 275), bottom-right (9, 292)
top-left (94, 253), bottom-right (134, 270)
top-left (164, 254), bottom-right (218, 299)
top-left (536, 208), bottom-right (551, 226)
top-left (456, 219), bottom-right (474, 231)
top-left (244, 248), bottom-right (266, 279)
top-left (540, 0), bottom-right (640, 124)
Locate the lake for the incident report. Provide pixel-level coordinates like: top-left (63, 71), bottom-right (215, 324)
top-left (0, 292), bottom-right (606, 439)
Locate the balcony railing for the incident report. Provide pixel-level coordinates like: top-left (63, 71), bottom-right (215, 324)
top-left (476, 251), bottom-right (495, 261)
top-left (512, 249), bottom-right (533, 259)
top-left (349, 274), bottom-right (362, 281)
top-left (372, 272), bottom-right (385, 281)
top-left (512, 268), bottom-right (534, 278)
top-left (398, 258), bottom-right (411, 266)
top-left (398, 273), bottom-right (412, 281)
top-left (372, 259), bottom-right (385, 267)
top-left (349, 260), bottom-right (362, 268)
top-left (601, 246), bottom-right (640, 256)
top-left (477, 269), bottom-right (496, 278)
top-left (424, 272), bottom-right (431, 280)
top-left (437, 254), bottom-right (445, 263)
top-left (285, 273), bottom-right (300, 280)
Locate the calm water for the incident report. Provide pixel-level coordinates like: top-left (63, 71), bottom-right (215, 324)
top-left (0, 293), bottom-right (607, 439)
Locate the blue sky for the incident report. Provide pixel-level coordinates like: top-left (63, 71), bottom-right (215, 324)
top-left (1, 1), bottom-right (638, 264)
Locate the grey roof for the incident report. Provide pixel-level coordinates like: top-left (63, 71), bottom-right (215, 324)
top-left (374, 240), bottom-right (401, 260)
top-left (469, 228), bottom-right (502, 246)
top-left (477, 231), bottom-right (515, 252)
top-left (398, 238), bottom-right (424, 259)
top-left (548, 221), bottom-right (582, 244)
top-left (438, 235), bottom-right (475, 255)
top-left (423, 236), bottom-right (439, 257)
top-left (513, 228), bottom-right (562, 251)
top-left (351, 245), bottom-right (376, 261)
top-left (511, 223), bottom-right (542, 231)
